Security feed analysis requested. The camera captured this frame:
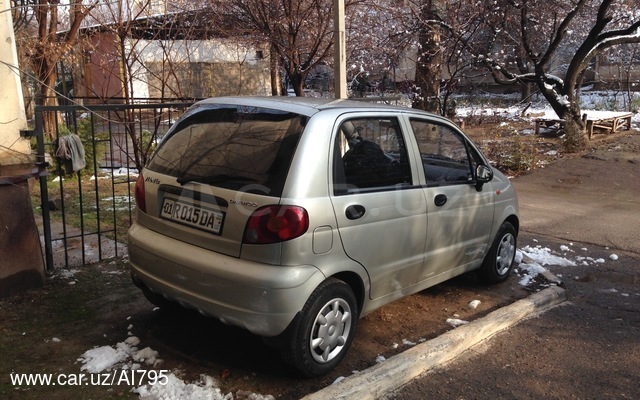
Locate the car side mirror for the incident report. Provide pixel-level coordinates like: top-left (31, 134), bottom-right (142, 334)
top-left (475, 164), bottom-right (493, 191)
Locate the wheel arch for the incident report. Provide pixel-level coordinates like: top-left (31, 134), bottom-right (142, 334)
top-left (504, 214), bottom-right (520, 236)
top-left (329, 271), bottom-right (366, 317)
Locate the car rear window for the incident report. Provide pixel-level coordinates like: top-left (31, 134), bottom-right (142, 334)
top-left (148, 105), bottom-right (306, 197)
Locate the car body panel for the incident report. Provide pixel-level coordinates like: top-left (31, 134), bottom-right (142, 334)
top-left (128, 96), bottom-right (519, 339)
top-left (128, 222), bottom-right (326, 336)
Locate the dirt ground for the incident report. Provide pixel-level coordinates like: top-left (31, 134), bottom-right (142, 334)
top-left (387, 234), bottom-right (640, 400)
top-left (0, 257), bottom-right (542, 399)
top-left (387, 129), bottom-right (640, 399)
top-left (0, 126), bottom-right (637, 399)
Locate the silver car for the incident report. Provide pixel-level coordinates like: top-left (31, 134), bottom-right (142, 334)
top-left (128, 96), bottom-right (519, 376)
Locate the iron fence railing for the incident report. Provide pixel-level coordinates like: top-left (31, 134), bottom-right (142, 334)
top-left (35, 102), bottom-right (194, 270)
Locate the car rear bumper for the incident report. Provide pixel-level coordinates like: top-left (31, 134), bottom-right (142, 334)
top-left (127, 223), bottom-right (325, 336)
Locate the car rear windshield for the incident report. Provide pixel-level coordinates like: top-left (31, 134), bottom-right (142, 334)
top-left (148, 104), bottom-right (306, 197)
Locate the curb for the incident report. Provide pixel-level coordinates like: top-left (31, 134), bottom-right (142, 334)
top-left (301, 285), bottom-right (566, 400)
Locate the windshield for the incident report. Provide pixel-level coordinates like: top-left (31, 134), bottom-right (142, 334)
top-left (148, 105), bottom-right (306, 197)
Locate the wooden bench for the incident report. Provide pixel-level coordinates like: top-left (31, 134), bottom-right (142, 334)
top-left (534, 111), bottom-right (633, 139)
top-left (583, 111), bottom-right (633, 139)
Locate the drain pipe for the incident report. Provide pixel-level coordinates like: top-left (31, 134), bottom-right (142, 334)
top-left (0, 0), bottom-right (46, 297)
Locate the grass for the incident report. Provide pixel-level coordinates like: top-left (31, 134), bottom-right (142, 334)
top-left (464, 120), bottom-right (556, 175)
top-left (33, 171), bottom-right (137, 245)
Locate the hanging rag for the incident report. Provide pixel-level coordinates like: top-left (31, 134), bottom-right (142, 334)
top-left (55, 134), bottom-right (86, 173)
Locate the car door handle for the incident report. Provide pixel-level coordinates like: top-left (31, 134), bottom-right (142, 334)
top-left (434, 194), bottom-right (447, 207)
top-left (345, 204), bottom-right (366, 220)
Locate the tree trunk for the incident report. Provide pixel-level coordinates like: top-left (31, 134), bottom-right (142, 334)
top-left (413, 0), bottom-right (442, 113)
top-left (270, 45), bottom-right (282, 96)
top-left (291, 72), bottom-right (305, 97)
top-left (562, 112), bottom-right (588, 152)
top-left (534, 73), bottom-right (587, 152)
top-left (36, 58), bottom-right (61, 139)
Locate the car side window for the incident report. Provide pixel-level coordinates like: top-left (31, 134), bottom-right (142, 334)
top-left (333, 117), bottom-right (412, 194)
top-left (410, 119), bottom-right (474, 186)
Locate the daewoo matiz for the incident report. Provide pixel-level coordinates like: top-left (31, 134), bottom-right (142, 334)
top-left (128, 96), bottom-right (519, 377)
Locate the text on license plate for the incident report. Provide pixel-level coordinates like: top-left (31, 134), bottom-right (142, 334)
top-left (160, 198), bottom-right (224, 234)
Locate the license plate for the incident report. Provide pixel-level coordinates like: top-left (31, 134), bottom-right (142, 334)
top-left (160, 198), bottom-right (224, 235)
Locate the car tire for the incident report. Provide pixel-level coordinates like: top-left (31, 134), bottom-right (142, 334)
top-left (479, 221), bottom-right (517, 284)
top-left (281, 278), bottom-right (358, 377)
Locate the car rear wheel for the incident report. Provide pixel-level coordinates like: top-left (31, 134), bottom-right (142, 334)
top-left (479, 221), bottom-right (517, 283)
top-left (281, 278), bottom-right (358, 377)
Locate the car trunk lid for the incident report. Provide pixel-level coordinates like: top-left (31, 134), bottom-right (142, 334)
top-left (137, 103), bottom-right (307, 258)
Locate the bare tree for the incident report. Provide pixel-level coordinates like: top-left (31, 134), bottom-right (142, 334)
top-left (433, 0), bottom-right (640, 150)
top-left (225, 0), bottom-right (336, 96)
top-left (17, 0), bottom-right (96, 137)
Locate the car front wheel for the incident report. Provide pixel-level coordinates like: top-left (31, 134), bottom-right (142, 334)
top-left (479, 221), bottom-right (517, 283)
top-left (281, 278), bottom-right (358, 377)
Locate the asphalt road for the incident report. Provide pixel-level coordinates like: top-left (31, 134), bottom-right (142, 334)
top-left (385, 133), bottom-right (640, 399)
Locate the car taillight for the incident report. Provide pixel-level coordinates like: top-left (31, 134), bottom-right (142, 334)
top-left (243, 205), bottom-right (309, 245)
top-left (134, 174), bottom-right (146, 213)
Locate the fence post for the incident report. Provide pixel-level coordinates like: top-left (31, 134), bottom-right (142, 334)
top-left (35, 107), bottom-right (53, 270)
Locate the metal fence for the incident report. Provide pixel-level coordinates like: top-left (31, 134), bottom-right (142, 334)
top-left (35, 102), bottom-right (194, 270)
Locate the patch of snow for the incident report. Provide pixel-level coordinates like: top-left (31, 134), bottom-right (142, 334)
top-left (332, 376), bottom-right (346, 385)
top-left (402, 339), bottom-right (417, 346)
top-left (375, 355), bottom-right (386, 363)
top-left (133, 373), bottom-right (233, 400)
top-left (517, 263), bottom-right (548, 286)
top-left (132, 347), bottom-right (162, 368)
top-left (609, 254), bottom-right (619, 261)
top-left (57, 269), bottom-right (81, 279)
top-left (79, 325), bottom-right (273, 399)
top-left (446, 318), bottom-right (469, 327)
top-left (468, 300), bottom-right (481, 309)
top-left (519, 246), bottom-right (576, 267)
top-left (79, 345), bottom-right (129, 373)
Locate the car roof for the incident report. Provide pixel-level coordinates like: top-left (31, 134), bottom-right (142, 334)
top-left (195, 96), bottom-right (435, 118)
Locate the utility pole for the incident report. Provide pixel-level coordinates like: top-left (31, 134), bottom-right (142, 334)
top-left (0, 0), bottom-right (45, 296)
top-left (333, 0), bottom-right (347, 99)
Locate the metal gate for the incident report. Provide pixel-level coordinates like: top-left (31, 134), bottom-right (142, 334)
top-left (34, 102), bottom-right (193, 270)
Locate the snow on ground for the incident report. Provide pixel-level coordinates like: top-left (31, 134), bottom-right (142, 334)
top-left (77, 323), bottom-right (274, 399)
top-left (514, 242), bottom-right (619, 287)
top-left (455, 90), bottom-right (640, 128)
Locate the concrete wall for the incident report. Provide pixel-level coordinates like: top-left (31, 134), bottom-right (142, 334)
top-left (0, 0), bottom-right (30, 165)
top-left (75, 36), bottom-right (271, 101)
top-left (131, 39), bottom-right (271, 98)
top-left (0, 0), bottom-right (45, 295)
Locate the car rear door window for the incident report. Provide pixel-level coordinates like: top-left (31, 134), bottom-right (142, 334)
top-left (333, 117), bottom-right (412, 194)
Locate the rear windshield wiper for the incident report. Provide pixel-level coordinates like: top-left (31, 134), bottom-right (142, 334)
top-left (176, 174), bottom-right (256, 186)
